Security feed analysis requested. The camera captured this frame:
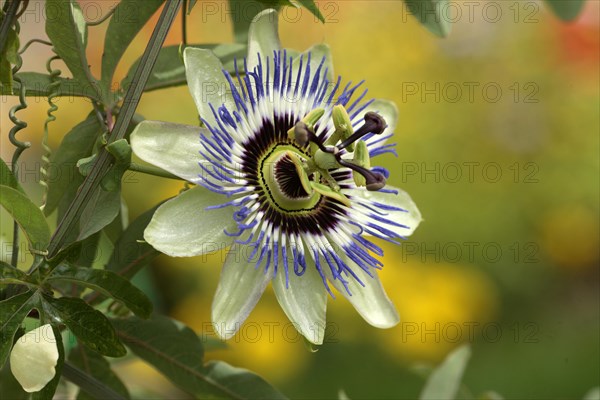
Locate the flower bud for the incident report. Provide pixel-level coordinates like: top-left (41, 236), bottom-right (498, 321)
top-left (10, 324), bottom-right (59, 393)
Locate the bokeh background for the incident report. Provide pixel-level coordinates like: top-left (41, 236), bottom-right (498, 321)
top-left (1, 1), bottom-right (599, 398)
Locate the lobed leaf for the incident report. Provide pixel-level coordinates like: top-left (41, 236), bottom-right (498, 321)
top-left (0, 291), bottom-right (39, 368)
top-left (0, 361), bottom-right (29, 399)
top-left (46, 264), bottom-right (152, 318)
top-left (112, 315), bottom-right (287, 399)
top-left (41, 296), bottom-right (126, 357)
top-left (0, 261), bottom-right (34, 286)
top-left (68, 344), bottom-right (130, 400)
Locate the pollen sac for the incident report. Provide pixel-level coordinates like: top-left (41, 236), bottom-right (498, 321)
top-left (302, 108), bottom-right (325, 128)
top-left (328, 105), bottom-right (354, 150)
top-left (352, 140), bottom-right (370, 187)
top-left (288, 109), bottom-right (325, 146)
top-left (292, 121), bottom-right (311, 147)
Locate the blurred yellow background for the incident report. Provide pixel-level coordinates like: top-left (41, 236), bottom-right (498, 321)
top-left (1, 1), bottom-right (598, 398)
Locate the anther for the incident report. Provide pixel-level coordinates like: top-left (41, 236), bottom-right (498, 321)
top-left (337, 112), bottom-right (387, 150)
top-left (336, 156), bottom-right (387, 191)
top-left (293, 121), bottom-right (310, 147)
top-left (294, 121), bottom-right (329, 152)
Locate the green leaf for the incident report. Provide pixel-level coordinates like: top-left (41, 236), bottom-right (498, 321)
top-left (229, 0), bottom-right (270, 43)
top-left (102, 139), bottom-right (132, 192)
top-left (100, 0), bottom-right (164, 101)
top-left (69, 345), bottom-right (130, 400)
top-left (187, 0), bottom-right (198, 14)
top-left (0, 261), bottom-right (34, 286)
top-left (0, 57), bottom-right (13, 93)
top-left (203, 361), bottom-right (288, 399)
top-left (106, 204), bottom-right (161, 279)
top-left (31, 325), bottom-right (65, 400)
top-left (544, 0), bottom-right (586, 21)
top-left (295, 0), bottom-right (324, 23)
top-left (583, 387), bottom-right (600, 400)
top-left (0, 291), bottom-right (38, 368)
top-left (45, 1), bottom-right (98, 94)
top-left (0, 186), bottom-right (51, 252)
top-left (45, 0), bottom-right (182, 260)
top-left (41, 296), bottom-right (126, 357)
top-left (44, 114), bottom-right (102, 216)
top-left (111, 315), bottom-right (205, 373)
top-left (0, 12), bottom-right (19, 93)
top-left (76, 187), bottom-right (121, 242)
top-left (121, 43), bottom-right (247, 93)
top-left (0, 157), bottom-right (23, 193)
top-left (419, 345), bottom-right (471, 400)
top-left (46, 264), bottom-right (152, 318)
top-left (405, 0), bottom-right (451, 38)
top-left (0, 361), bottom-right (29, 400)
top-left (2, 72), bottom-right (100, 100)
top-left (112, 316), bottom-right (287, 399)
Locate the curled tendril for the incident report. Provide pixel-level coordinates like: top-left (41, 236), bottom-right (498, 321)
top-left (8, 23), bottom-right (30, 176)
top-left (7, 21), bottom-right (30, 266)
top-left (18, 38), bottom-right (52, 55)
top-left (40, 54), bottom-right (61, 209)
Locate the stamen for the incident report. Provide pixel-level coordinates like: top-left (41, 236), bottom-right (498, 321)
top-left (336, 156), bottom-right (387, 191)
top-left (293, 121), bottom-right (328, 152)
top-left (337, 112), bottom-right (387, 150)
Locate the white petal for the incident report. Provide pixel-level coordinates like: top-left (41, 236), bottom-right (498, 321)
top-left (10, 324), bottom-right (59, 393)
top-left (347, 185), bottom-right (422, 237)
top-left (247, 9), bottom-right (280, 72)
top-left (144, 186), bottom-right (236, 257)
top-left (212, 243), bottom-right (273, 339)
top-left (130, 120), bottom-right (205, 182)
top-left (325, 256), bottom-right (399, 329)
top-left (292, 43), bottom-right (334, 81)
top-left (272, 256), bottom-right (327, 345)
top-left (183, 47), bottom-right (235, 127)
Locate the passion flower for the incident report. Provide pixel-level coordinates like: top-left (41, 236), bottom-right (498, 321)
top-left (131, 9), bottom-right (421, 344)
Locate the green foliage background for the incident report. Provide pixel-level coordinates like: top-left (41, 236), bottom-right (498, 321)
top-left (0, 0), bottom-right (598, 399)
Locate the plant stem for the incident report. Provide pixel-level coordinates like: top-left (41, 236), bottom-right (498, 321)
top-left (86, 6), bottom-right (115, 26)
top-left (182, 0), bottom-right (188, 45)
top-left (61, 362), bottom-right (126, 400)
top-left (0, 0), bottom-right (22, 56)
top-left (46, 0), bottom-right (183, 259)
